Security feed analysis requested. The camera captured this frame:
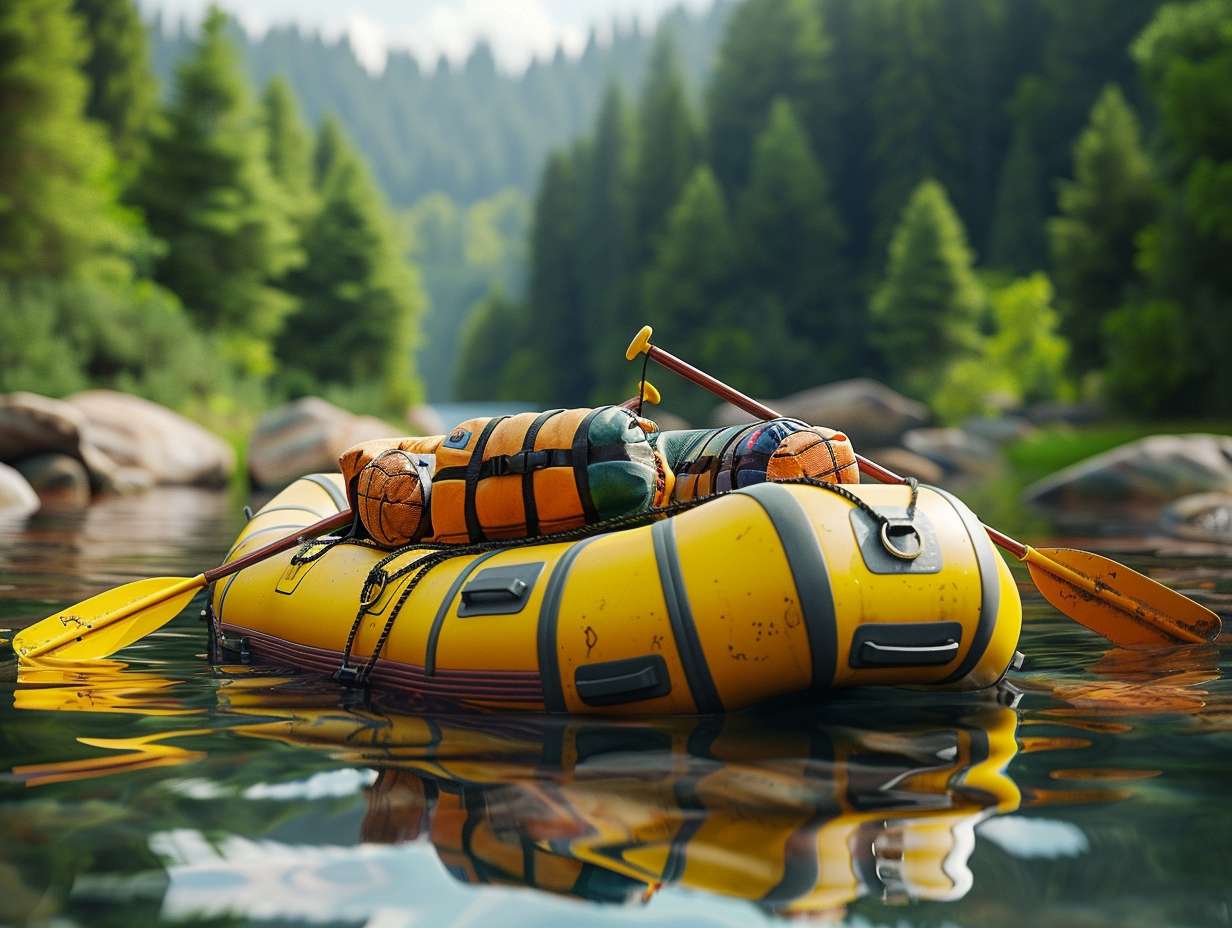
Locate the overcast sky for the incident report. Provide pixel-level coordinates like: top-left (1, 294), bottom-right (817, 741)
top-left (141, 0), bottom-right (714, 73)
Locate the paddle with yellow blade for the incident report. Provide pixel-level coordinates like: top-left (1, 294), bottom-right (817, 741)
top-left (12, 509), bottom-right (354, 662)
top-left (11, 380), bottom-right (664, 664)
top-left (625, 324), bottom-right (1221, 650)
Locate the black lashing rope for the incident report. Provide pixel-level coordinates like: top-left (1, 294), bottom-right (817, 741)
top-left (301, 475), bottom-right (921, 687)
top-left (636, 349), bottom-right (650, 419)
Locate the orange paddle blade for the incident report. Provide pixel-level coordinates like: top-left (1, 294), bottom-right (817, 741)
top-left (1024, 547), bottom-right (1221, 649)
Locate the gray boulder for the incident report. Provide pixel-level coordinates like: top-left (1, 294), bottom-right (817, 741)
top-left (67, 390), bottom-right (235, 488)
top-left (711, 378), bottom-right (929, 448)
top-left (1160, 492), bottom-right (1232, 544)
top-left (861, 448), bottom-right (944, 485)
top-left (14, 453), bottom-right (91, 507)
top-left (0, 462), bottom-right (38, 518)
top-left (0, 391), bottom-right (123, 493)
top-left (250, 397), bottom-right (397, 489)
top-left (962, 415), bottom-right (1037, 446)
top-left (1024, 434), bottom-right (1232, 511)
top-left (0, 391), bottom-right (82, 460)
top-left (902, 427), bottom-right (999, 475)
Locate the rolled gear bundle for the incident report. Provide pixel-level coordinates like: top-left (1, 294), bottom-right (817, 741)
top-left (656, 419), bottom-right (859, 503)
top-left (339, 406), bottom-right (670, 548)
top-left (429, 407), bottom-right (665, 543)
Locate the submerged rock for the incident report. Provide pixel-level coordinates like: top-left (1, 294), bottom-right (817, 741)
top-left (1024, 434), bottom-right (1232, 511)
top-left (250, 397), bottom-right (396, 489)
top-left (1160, 492), bottom-right (1232, 544)
top-left (67, 390), bottom-right (235, 488)
top-left (711, 378), bottom-right (929, 448)
top-left (14, 453), bottom-right (90, 508)
top-left (902, 427), bottom-right (999, 475)
top-left (0, 462), bottom-right (39, 518)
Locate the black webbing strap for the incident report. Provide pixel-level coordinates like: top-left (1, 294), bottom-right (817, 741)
top-left (521, 408), bottom-right (562, 537)
top-left (713, 423), bottom-right (760, 493)
top-left (464, 416), bottom-right (507, 543)
top-left (572, 407), bottom-right (606, 523)
top-left (675, 454), bottom-right (717, 476)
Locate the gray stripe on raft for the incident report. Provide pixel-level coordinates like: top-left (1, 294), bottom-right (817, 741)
top-left (424, 549), bottom-right (504, 676)
top-left (537, 535), bottom-right (602, 713)
top-left (932, 486), bottom-right (1001, 685)
top-left (652, 518), bottom-right (723, 713)
top-left (736, 481), bottom-right (837, 690)
top-left (303, 473), bottom-right (348, 511)
top-left (223, 522), bottom-right (305, 563)
top-left (248, 503), bottom-right (327, 520)
top-left (215, 570), bottom-right (241, 626)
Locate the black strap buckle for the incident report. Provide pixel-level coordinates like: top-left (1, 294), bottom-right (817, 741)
top-left (333, 665), bottom-right (365, 687)
top-left (490, 449), bottom-right (552, 476)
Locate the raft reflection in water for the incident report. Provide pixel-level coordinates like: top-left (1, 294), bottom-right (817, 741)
top-left (227, 692), bottom-right (1022, 916)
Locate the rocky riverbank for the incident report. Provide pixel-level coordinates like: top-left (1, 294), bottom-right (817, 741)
top-left (2, 385), bottom-right (1228, 544)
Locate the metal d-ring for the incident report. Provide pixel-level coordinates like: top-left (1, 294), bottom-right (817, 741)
top-left (880, 519), bottom-right (923, 561)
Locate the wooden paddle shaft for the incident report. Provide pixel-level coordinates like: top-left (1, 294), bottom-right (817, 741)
top-left (641, 342), bottom-right (1029, 559)
top-left (202, 509), bottom-right (353, 584)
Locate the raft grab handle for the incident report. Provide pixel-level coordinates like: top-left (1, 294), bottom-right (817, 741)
top-left (458, 563), bottom-right (545, 617)
top-left (849, 622), bottom-right (963, 669)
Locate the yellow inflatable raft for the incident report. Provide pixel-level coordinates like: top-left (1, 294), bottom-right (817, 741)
top-left (210, 473), bottom-right (1022, 714)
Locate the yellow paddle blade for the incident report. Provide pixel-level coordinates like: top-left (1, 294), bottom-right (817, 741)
top-left (1025, 547), bottom-right (1221, 649)
top-left (13, 575), bottom-right (205, 662)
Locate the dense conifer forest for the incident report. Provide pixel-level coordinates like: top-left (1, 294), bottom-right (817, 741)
top-left (3, 0), bottom-right (1231, 420)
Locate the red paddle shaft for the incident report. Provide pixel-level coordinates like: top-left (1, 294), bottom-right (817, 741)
top-left (641, 342), bottom-right (1028, 559)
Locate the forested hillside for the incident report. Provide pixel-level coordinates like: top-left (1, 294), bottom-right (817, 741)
top-left (145, 3), bottom-right (732, 399)
top-left (147, 4), bottom-right (732, 206)
top-left (1, 0), bottom-right (424, 423)
top-left (464, 0), bottom-right (1232, 424)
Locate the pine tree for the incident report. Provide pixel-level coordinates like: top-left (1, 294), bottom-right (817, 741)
top-left (1049, 85), bottom-right (1156, 370)
top-left (277, 125), bottom-right (425, 413)
top-left (262, 76), bottom-right (315, 214)
top-left (870, 179), bottom-right (985, 394)
top-left (737, 98), bottom-right (850, 387)
top-left (632, 31), bottom-right (698, 266)
top-left (0, 0), bottom-right (132, 279)
top-left (454, 292), bottom-right (529, 401)
top-left (525, 150), bottom-right (588, 403)
top-left (136, 7), bottom-right (299, 358)
top-left (644, 166), bottom-right (764, 421)
top-left (313, 114), bottom-right (349, 189)
top-left (705, 0), bottom-right (833, 194)
top-left (578, 85), bottom-right (636, 396)
top-left (73, 0), bottom-right (156, 167)
top-left (1126, 0), bottom-right (1232, 413)
top-left (987, 123), bottom-right (1048, 273)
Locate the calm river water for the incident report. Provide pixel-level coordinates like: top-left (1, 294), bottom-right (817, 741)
top-left (1, 487), bottom-right (1229, 927)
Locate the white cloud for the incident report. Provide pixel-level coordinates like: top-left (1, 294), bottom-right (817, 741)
top-left (142, 0), bottom-right (715, 74)
top-left (351, 0), bottom-right (589, 73)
